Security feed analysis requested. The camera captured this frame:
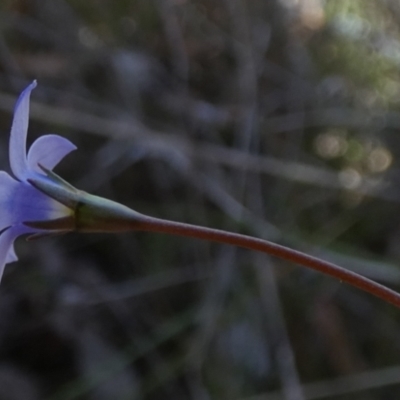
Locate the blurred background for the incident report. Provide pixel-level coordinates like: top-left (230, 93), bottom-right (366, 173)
top-left (0, 0), bottom-right (400, 399)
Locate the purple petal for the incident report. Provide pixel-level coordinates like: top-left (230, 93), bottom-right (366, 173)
top-left (0, 171), bottom-right (71, 230)
top-left (0, 171), bottom-right (20, 231)
top-left (9, 81), bottom-right (37, 180)
top-left (27, 134), bottom-right (77, 174)
top-left (0, 225), bottom-right (30, 282)
top-left (6, 244), bottom-right (18, 263)
top-left (14, 180), bottom-right (71, 224)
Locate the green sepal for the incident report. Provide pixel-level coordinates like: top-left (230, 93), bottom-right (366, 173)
top-left (27, 176), bottom-right (79, 210)
top-left (75, 192), bottom-right (145, 233)
top-left (38, 164), bottom-right (78, 193)
top-left (29, 166), bottom-right (145, 233)
top-left (24, 215), bottom-right (75, 231)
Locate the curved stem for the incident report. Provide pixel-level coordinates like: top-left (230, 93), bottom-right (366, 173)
top-left (135, 214), bottom-right (400, 308)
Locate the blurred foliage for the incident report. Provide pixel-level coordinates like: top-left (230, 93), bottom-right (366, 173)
top-left (1, 0), bottom-right (400, 399)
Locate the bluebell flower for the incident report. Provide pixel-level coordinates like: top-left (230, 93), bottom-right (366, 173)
top-left (0, 81), bottom-right (77, 280)
top-left (0, 81), bottom-right (146, 282)
top-left (1, 84), bottom-right (395, 309)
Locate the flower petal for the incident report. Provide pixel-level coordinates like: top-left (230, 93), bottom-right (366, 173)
top-left (6, 244), bottom-right (18, 263)
top-left (0, 171), bottom-right (20, 231)
top-left (9, 81), bottom-right (37, 180)
top-left (0, 171), bottom-right (71, 230)
top-left (27, 134), bottom-right (77, 174)
top-left (0, 225), bottom-right (30, 282)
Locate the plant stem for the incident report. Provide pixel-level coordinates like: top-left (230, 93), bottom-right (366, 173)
top-left (135, 214), bottom-right (400, 308)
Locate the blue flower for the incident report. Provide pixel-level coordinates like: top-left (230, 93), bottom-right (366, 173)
top-left (0, 81), bottom-right (77, 280)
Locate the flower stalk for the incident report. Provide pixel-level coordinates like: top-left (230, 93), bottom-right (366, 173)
top-left (80, 202), bottom-right (400, 309)
top-left (137, 215), bottom-right (400, 308)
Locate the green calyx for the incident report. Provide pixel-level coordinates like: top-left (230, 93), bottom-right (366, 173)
top-left (27, 165), bottom-right (145, 233)
top-left (75, 192), bottom-right (145, 233)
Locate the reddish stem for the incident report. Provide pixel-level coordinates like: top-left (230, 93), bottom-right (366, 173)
top-left (136, 215), bottom-right (400, 308)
